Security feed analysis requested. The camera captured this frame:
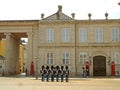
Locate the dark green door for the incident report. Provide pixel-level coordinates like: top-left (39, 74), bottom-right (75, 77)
top-left (93, 56), bottom-right (106, 76)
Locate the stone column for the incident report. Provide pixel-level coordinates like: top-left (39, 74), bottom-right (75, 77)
top-left (5, 33), bottom-right (19, 76)
top-left (5, 33), bottom-right (12, 76)
top-left (13, 38), bottom-right (20, 74)
top-left (32, 26), bottom-right (39, 73)
top-left (27, 32), bottom-right (34, 74)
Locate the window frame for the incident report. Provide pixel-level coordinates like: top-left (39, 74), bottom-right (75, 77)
top-left (95, 28), bottom-right (103, 43)
top-left (62, 28), bottom-right (69, 43)
top-left (111, 28), bottom-right (119, 42)
top-left (62, 52), bottom-right (69, 64)
top-left (46, 52), bottom-right (54, 64)
top-left (79, 28), bottom-right (87, 43)
top-left (46, 29), bottom-right (54, 43)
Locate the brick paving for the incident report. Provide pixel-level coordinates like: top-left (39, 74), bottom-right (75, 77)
top-left (0, 77), bottom-right (120, 90)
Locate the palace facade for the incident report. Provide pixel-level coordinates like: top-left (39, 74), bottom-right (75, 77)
top-left (0, 6), bottom-right (120, 77)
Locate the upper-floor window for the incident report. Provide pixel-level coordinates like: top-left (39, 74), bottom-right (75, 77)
top-left (79, 28), bottom-right (87, 43)
top-left (47, 52), bottom-right (53, 64)
top-left (112, 28), bottom-right (119, 42)
top-left (95, 28), bottom-right (103, 42)
top-left (62, 28), bottom-right (69, 42)
top-left (62, 52), bottom-right (69, 64)
top-left (46, 29), bottom-right (54, 42)
top-left (80, 52), bottom-right (87, 64)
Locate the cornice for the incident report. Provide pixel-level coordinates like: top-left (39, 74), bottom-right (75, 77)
top-left (39, 19), bottom-right (120, 25)
top-left (0, 20), bottom-right (39, 26)
top-left (39, 20), bottom-right (76, 25)
top-left (0, 19), bottom-right (120, 26)
top-left (76, 19), bottom-right (120, 25)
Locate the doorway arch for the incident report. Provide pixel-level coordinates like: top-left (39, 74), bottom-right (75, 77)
top-left (93, 56), bottom-right (106, 76)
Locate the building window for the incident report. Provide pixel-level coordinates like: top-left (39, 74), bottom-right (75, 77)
top-left (62, 28), bottom-right (69, 42)
top-left (80, 52), bottom-right (87, 64)
top-left (112, 52), bottom-right (120, 64)
top-left (47, 52), bottom-right (53, 64)
top-left (95, 28), bottom-right (103, 42)
top-left (79, 28), bottom-right (87, 43)
top-left (112, 28), bottom-right (119, 42)
top-left (46, 29), bottom-right (54, 42)
top-left (62, 52), bottom-right (69, 64)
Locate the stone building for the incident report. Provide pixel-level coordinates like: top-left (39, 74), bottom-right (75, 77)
top-left (0, 6), bottom-right (120, 77)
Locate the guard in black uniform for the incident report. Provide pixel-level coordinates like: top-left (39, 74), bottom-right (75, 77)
top-left (50, 66), bottom-right (54, 82)
top-left (40, 65), bottom-right (45, 81)
top-left (45, 66), bottom-right (50, 82)
top-left (56, 66), bottom-right (60, 82)
top-left (60, 66), bottom-right (64, 82)
top-left (65, 65), bottom-right (69, 82)
top-left (53, 67), bottom-right (56, 81)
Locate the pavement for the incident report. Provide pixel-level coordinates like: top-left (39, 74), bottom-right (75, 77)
top-left (0, 74), bottom-right (120, 90)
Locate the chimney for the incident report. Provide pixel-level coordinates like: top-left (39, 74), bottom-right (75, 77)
top-left (58, 5), bottom-right (62, 12)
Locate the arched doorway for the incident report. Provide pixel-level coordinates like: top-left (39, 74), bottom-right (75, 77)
top-left (93, 56), bottom-right (106, 76)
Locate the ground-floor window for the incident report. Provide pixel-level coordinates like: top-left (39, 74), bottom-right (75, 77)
top-left (112, 52), bottom-right (120, 64)
top-left (62, 52), bottom-right (69, 64)
top-left (80, 52), bottom-right (87, 64)
top-left (47, 52), bottom-right (53, 64)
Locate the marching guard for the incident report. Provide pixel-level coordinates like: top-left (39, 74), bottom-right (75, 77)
top-left (65, 66), bottom-right (69, 82)
top-left (40, 65), bottom-right (45, 81)
top-left (56, 66), bottom-right (60, 82)
top-left (60, 66), bottom-right (64, 82)
top-left (45, 66), bottom-right (50, 82)
top-left (50, 66), bottom-right (54, 82)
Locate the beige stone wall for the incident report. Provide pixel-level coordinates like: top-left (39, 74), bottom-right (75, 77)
top-left (0, 20), bottom-right (120, 77)
top-left (38, 47), bottom-right (75, 76)
top-left (38, 20), bottom-right (120, 77)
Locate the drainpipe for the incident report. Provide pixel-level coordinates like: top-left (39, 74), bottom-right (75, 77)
top-left (75, 20), bottom-right (77, 76)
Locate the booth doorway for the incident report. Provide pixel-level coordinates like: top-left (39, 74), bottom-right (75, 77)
top-left (93, 56), bottom-right (106, 76)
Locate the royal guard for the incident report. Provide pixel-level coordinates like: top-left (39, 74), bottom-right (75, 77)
top-left (53, 67), bottom-right (56, 80)
top-left (56, 66), bottom-right (60, 82)
top-left (45, 66), bottom-right (50, 82)
top-left (60, 66), bottom-right (64, 82)
top-left (50, 66), bottom-right (54, 82)
top-left (65, 65), bottom-right (69, 82)
top-left (40, 65), bottom-right (45, 81)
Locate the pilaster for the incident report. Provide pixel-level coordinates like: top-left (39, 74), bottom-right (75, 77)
top-left (27, 32), bottom-right (34, 74)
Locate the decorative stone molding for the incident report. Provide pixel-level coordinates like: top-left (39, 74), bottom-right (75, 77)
top-left (105, 12), bottom-right (108, 20)
top-left (41, 13), bottom-right (44, 20)
top-left (71, 13), bottom-right (75, 20)
top-left (88, 13), bottom-right (92, 20)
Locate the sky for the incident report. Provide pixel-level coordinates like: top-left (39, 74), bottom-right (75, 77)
top-left (0, 0), bottom-right (120, 20)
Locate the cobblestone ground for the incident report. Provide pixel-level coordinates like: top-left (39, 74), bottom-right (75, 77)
top-left (0, 77), bottom-right (120, 90)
